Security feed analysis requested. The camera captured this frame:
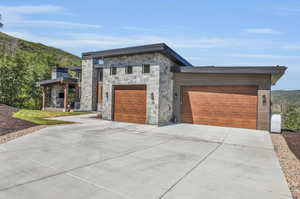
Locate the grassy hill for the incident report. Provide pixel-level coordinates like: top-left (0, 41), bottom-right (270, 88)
top-left (0, 32), bottom-right (80, 66)
top-left (0, 32), bottom-right (81, 109)
top-left (271, 90), bottom-right (300, 115)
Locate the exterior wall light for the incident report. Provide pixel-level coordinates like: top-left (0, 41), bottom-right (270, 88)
top-left (262, 95), bottom-right (267, 106)
top-left (106, 92), bottom-right (109, 100)
top-left (174, 92), bottom-right (178, 99)
top-left (151, 92), bottom-right (155, 101)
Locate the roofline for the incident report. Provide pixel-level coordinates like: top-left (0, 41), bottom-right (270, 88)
top-left (172, 66), bottom-right (287, 85)
top-left (36, 77), bottom-right (79, 86)
top-left (82, 43), bottom-right (192, 66)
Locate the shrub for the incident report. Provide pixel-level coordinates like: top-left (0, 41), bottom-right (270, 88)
top-left (283, 105), bottom-right (300, 131)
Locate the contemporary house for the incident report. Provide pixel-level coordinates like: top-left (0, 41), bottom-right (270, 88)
top-left (37, 66), bottom-right (81, 112)
top-left (38, 43), bottom-right (286, 131)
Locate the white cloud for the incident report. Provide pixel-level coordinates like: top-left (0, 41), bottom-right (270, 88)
top-left (10, 20), bottom-right (101, 29)
top-left (282, 44), bottom-right (300, 50)
top-left (274, 7), bottom-right (300, 16)
top-left (0, 5), bottom-right (64, 14)
top-left (230, 53), bottom-right (299, 59)
top-left (243, 28), bottom-right (282, 34)
top-left (123, 26), bottom-right (155, 32)
top-left (0, 5), bottom-right (101, 29)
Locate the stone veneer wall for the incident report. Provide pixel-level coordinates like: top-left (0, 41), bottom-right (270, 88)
top-left (156, 53), bottom-right (177, 124)
top-left (80, 59), bottom-right (97, 111)
top-left (49, 85), bottom-right (64, 108)
top-left (80, 52), bottom-right (176, 125)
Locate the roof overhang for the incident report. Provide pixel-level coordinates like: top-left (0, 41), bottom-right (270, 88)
top-left (82, 43), bottom-right (192, 66)
top-left (172, 66), bottom-right (287, 85)
top-left (36, 77), bottom-right (78, 86)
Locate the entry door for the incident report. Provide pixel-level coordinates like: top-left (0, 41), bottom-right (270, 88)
top-left (181, 85), bottom-right (258, 129)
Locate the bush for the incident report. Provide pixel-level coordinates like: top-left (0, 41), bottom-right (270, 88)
top-left (283, 105), bottom-right (300, 131)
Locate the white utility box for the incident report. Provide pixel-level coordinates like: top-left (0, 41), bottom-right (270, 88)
top-left (271, 114), bottom-right (282, 133)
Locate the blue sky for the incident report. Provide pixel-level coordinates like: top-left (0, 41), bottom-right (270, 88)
top-left (0, 0), bottom-right (299, 90)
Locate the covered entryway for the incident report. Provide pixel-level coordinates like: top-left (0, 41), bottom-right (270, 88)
top-left (113, 85), bottom-right (146, 124)
top-left (181, 85), bottom-right (258, 129)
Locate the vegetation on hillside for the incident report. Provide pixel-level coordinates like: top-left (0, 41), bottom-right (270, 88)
top-left (272, 90), bottom-right (300, 131)
top-left (13, 109), bottom-right (87, 125)
top-left (283, 105), bottom-right (300, 131)
top-left (0, 32), bottom-right (81, 109)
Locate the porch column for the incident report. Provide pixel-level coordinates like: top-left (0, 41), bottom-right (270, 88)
top-left (64, 84), bottom-right (69, 112)
top-left (75, 83), bottom-right (80, 102)
top-left (42, 87), bottom-right (46, 111)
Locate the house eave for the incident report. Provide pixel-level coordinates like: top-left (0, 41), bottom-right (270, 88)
top-left (171, 66), bottom-right (287, 85)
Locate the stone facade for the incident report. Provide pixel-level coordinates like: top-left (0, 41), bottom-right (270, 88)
top-left (48, 85), bottom-right (64, 108)
top-left (81, 52), bottom-right (176, 125)
top-left (80, 49), bottom-right (274, 130)
top-left (80, 59), bottom-right (97, 111)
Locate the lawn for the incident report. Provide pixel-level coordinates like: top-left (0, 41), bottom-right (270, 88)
top-left (13, 109), bottom-right (89, 125)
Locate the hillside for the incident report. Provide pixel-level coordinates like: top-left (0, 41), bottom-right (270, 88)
top-left (0, 32), bottom-right (81, 66)
top-left (272, 90), bottom-right (300, 113)
top-left (0, 32), bottom-right (81, 109)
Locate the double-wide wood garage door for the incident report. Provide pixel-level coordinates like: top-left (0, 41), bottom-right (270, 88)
top-left (181, 86), bottom-right (258, 129)
top-left (113, 85), bottom-right (146, 124)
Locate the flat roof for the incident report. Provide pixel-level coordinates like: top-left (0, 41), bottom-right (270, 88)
top-left (37, 77), bottom-right (78, 86)
top-left (172, 66), bottom-right (287, 85)
top-left (82, 43), bottom-right (192, 66)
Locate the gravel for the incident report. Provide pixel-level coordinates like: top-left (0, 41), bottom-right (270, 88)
top-left (271, 132), bottom-right (300, 199)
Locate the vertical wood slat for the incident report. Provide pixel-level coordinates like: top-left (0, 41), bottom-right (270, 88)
top-left (97, 83), bottom-right (103, 104)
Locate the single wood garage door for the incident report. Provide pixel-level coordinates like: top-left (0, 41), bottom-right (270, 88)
top-left (113, 85), bottom-right (146, 124)
top-left (181, 85), bottom-right (258, 129)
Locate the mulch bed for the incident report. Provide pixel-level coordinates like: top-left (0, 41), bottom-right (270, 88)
top-left (0, 104), bottom-right (37, 136)
top-left (283, 131), bottom-right (300, 161)
top-left (271, 132), bottom-right (300, 199)
top-left (0, 125), bottom-right (46, 144)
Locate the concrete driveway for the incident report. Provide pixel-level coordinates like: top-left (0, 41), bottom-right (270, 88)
top-left (0, 114), bottom-right (292, 199)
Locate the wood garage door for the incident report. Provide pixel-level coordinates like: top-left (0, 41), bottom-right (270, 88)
top-left (113, 85), bottom-right (146, 124)
top-left (181, 86), bottom-right (258, 129)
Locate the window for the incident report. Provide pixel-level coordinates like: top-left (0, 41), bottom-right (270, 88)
top-left (126, 66), bottom-right (133, 74)
top-left (97, 68), bottom-right (103, 81)
top-left (143, 64), bottom-right (150, 73)
top-left (58, 93), bottom-right (64, 98)
top-left (94, 59), bottom-right (104, 65)
top-left (76, 71), bottom-right (81, 81)
top-left (110, 67), bottom-right (117, 75)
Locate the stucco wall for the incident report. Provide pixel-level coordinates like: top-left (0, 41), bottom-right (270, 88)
top-left (173, 73), bottom-right (272, 131)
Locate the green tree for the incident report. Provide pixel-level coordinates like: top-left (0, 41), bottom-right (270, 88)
top-left (0, 54), bottom-right (27, 106)
top-left (283, 105), bottom-right (300, 131)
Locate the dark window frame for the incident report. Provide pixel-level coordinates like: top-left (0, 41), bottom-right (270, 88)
top-left (58, 93), bottom-right (64, 98)
top-left (110, 67), bottom-right (117, 75)
top-left (126, 66), bottom-right (133, 74)
top-left (97, 68), bottom-right (103, 81)
top-left (142, 64), bottom-right (150, 73)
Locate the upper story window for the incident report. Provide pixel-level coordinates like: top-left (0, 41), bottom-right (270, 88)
top-left (110, 67), bottom-right (117, 75)
top-left (126, 66), bottom-right (133, 74)
top-left (143, 64), bottom-right (150, 73)
top-left (94, 59), bottom-right (104, 65)
top-left (76, 71), bottom-right (82, 82)
top-left (97, 68), bottom-right (103, 82)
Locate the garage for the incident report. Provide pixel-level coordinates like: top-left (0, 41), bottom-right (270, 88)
top-left (113, 85), bottom-right (147, 124)
top-left (181, 85), bottom-right (258, 129)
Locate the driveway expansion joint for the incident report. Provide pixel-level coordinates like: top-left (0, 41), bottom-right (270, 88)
top-left (158, 133), bottom-right (229, 199)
